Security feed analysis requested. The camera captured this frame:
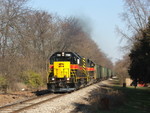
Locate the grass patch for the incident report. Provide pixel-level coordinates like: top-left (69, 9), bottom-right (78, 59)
top-left (110, 86), bottom-right (150, 113)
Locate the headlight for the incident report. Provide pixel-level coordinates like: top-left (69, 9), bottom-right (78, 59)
top-left (67, 78), bottom-right (70, 80)
top-left (52, 78), bottom-right (55, 80)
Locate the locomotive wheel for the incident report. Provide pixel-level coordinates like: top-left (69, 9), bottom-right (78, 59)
top-left (47, 83), bottom-right (51, 90)
top-left (51, 84), bottom-right (55, 91)
top-left (75, 83), bottom-right (80, 90)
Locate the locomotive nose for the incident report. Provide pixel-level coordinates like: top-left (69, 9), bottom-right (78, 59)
top-left (54, 62), bottom-right (70, 78)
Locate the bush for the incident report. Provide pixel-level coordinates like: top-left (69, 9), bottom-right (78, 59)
top-left (0, 76), bottom-right (6, 85)
top-left (0, 75), bottom-right (7, 92)
top-left (23, 70), bottom-right (43, 89)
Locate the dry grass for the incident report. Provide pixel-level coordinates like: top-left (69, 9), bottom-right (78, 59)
top-left (89, 85), bottom-right (125, 111)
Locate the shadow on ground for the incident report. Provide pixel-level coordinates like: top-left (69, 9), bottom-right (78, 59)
top-left (32, 89), bottom-right (51, 96)
top-left (71, 103), bottom-right (92, 113)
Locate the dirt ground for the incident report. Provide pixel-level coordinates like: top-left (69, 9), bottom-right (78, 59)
top-left (0, 91), bottom-right (36, 106)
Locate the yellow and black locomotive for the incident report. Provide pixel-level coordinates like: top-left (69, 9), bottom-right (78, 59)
top-left (47, 52), bottom-right (95, 92)
top-left (47, 52), bottom-right (113, 92)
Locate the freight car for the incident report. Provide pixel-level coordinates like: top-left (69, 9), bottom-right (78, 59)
top-left (47, 52), bottom-right (113, 92)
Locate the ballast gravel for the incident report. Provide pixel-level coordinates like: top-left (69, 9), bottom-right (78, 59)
top-left (21, 82), bottom-right (105, 113)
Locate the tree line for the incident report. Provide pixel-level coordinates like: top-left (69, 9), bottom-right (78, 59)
top-left (115, 0), bottom-right (150, 84)
top-left (0, 0), bottom-right (112, 91)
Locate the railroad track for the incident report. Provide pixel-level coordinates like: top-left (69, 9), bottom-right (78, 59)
top-left (0, 93), bottom-right (65, 113)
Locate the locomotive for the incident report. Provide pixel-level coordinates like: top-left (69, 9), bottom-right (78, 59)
top-left (47, 52), bottom-right (113, 92)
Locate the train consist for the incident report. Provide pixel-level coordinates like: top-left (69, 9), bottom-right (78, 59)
top-left (47, 52), bottom-right (113, 92)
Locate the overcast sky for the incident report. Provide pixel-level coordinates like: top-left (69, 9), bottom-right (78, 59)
top-left (27, 0), bottom-right (127, 63)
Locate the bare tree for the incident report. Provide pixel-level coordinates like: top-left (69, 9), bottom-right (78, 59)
top-left (0, 0), bottom-right (30, 90)
top-left (114, 55), bottom-right (130, 84)
top-left (117, 0), bottom-right (150, 44)
top-left (0, 0), bottom-right (29, 58)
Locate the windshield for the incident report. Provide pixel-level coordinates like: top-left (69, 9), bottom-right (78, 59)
top-left (55, 57), bottom-right (71, 61)
top-left (50, 56), bottom-right (77, 64)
